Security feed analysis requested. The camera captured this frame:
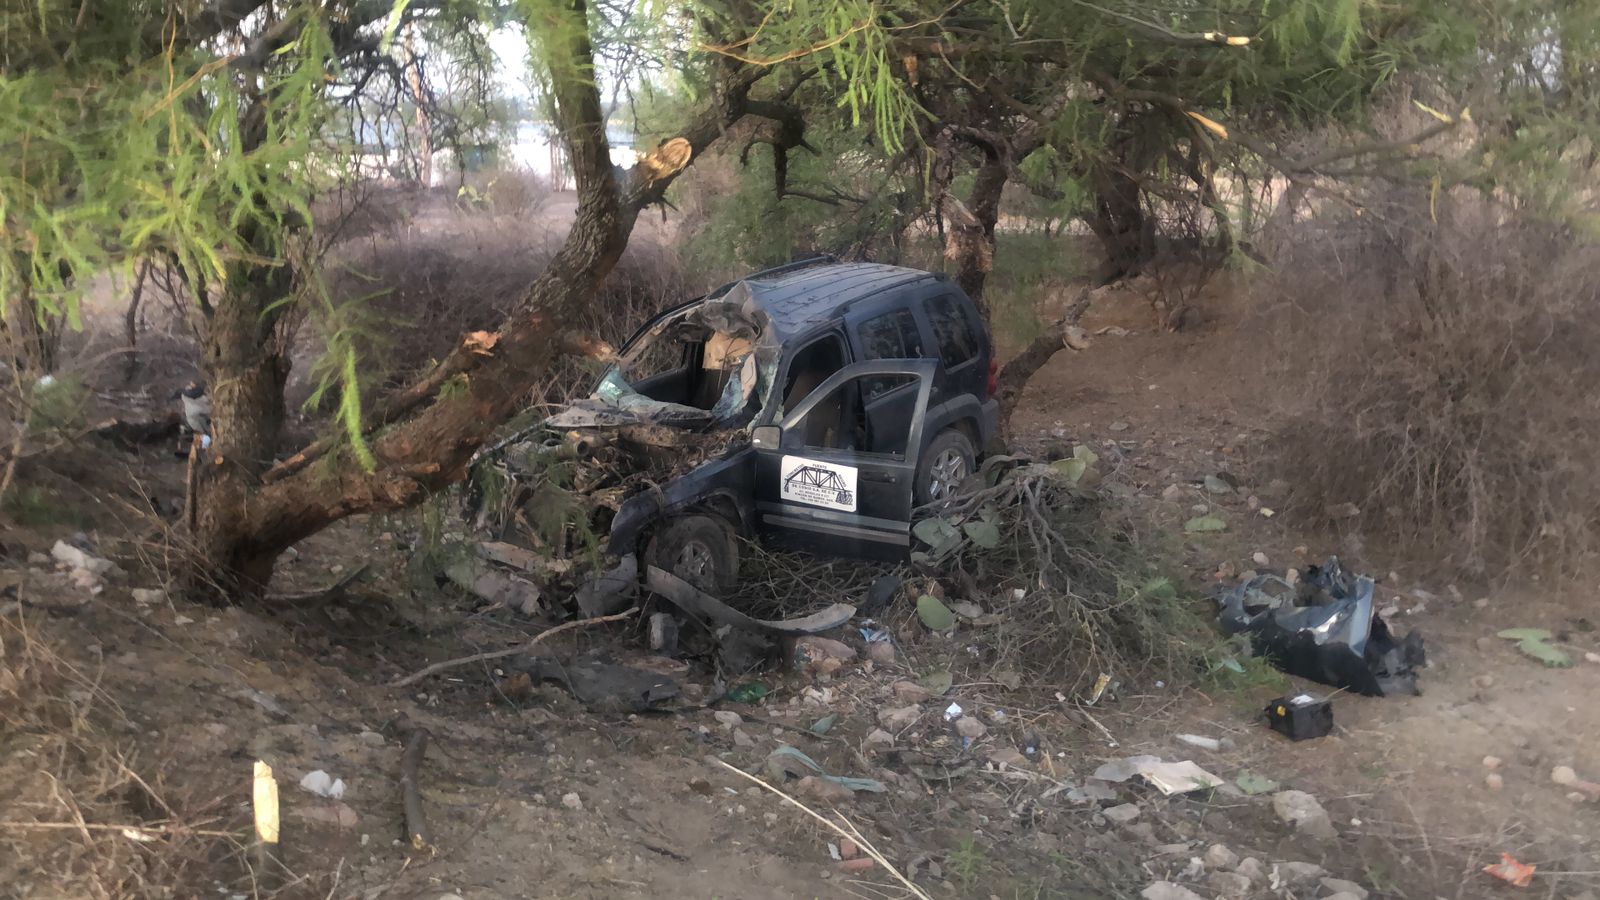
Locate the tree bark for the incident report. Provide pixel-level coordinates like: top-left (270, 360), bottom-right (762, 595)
top-left (181, 1), bottom-right (761, 601)
top-left (994, 288), bottom-right (1090, 442)
top-left (941, 155), bottom-right (1008, 308)
top-left (1087, 164), bottom-right (1151, 284)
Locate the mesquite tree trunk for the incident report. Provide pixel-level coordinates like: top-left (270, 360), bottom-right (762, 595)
top-left (178, 0), bottom-right (758, 602)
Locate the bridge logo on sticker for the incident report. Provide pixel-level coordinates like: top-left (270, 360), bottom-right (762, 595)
top-left (780, 455), bottom-right (858, 512)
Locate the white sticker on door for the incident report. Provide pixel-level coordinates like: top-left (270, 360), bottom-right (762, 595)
top-left (780, 455), bottom-right (858, 512)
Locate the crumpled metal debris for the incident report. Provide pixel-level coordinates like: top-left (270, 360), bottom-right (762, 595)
top-left (1216, 556), bottom-right (1425, 696)
top-left (765, 745), bottom-right (886, 794)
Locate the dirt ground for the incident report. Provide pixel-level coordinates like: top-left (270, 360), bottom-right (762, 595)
top-left (4, 223), bottom-right (1599, 900)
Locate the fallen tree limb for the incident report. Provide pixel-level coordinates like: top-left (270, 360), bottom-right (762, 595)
top-left (399, 726), bottom-right (434, 854)
top-left (390, 608), bottom-right (639, 688)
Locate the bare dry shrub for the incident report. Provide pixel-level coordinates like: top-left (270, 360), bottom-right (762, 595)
top-left (0, 615), bottom-right (248, 898)
top-left (481, 168), bottom-right (551, 219)
top-left (1262, 191), bottom-right (1600, 576)
top-left (312, 190), bottom-right (705, 409)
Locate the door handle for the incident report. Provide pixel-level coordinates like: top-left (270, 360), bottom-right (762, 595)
top-left (860, 471), bottom-right (899, 484)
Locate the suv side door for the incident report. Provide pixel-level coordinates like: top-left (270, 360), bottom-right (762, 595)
top-left (844, 297), bottom-right (928, 457)
top-left (752, 360), bottom-right (935, 560)
top-left (914, 284), bottom-right (989, 411)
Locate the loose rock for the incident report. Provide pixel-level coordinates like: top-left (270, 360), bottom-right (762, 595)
top-left (1320, 877), bottom-right (1369, 899)
top-left (865, 641), bottom-right (895, 665)
top-left (732, 728), bottom-right (756, 748)
top-left (1274, 861), bottom-right (1326, 885)
top-left (1234, 857), bottom-right (1267, 883)
top-left (1203, 843), bottom-right (1239, 870)
top-left (1207, 871), bottom-right (1251, 899)
top-left (561, 792), bottom-right (583, 810)
top-left (891, 680), bottom-right (930, 703)
top-left (954, 717), bottom-right (987, 740)
top-left (131, 588), bottom-right (165, 605)
top-left (1485, 773), bottom-right (1504, 791)
top-left (877, 705), bottom-right (921, 730)
top-left (1139, 882), bottom-right (1202, 900)
top-left (1103, 803), bottom-right (1141, 824)
top-left (794, 776), bottom-right (853, 804)
top-left (1272, 790), bottom-right (1337, 840)
top-left (713, 710), bottom-right (743, 729)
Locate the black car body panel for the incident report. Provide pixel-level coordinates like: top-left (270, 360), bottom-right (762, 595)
top-left (508, 259), bottom-right (999, 569)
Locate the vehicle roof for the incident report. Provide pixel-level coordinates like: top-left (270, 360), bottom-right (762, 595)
top-left (714, 261), bottom-right (943, 342)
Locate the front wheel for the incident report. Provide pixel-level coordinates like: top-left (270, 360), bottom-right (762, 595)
top-left (645, 515), bottom-right (739, 594)
top-left (915, 429), bottom-right (976, 506)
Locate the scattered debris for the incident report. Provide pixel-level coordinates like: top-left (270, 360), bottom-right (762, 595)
top-left (915, 594), bottom-right (956, 632)
top-left (790, 636), bottom-right (857, 675)
top-left (1184, 515), bottom-right (1228, 533)
top-left (954, 716), bottom-right (986, 740)
top-left (1496, 628), bottom-right (1573, 667)
top-left (809, 713), bottom-right (837, 735)
top-left (726, 681), bottom-right (768, 704)
top-left (919, 669), bottom-right (953, 696)
top-left (50, 540), bottom-right (114, 576)
top-left (298, 770), bottom-right (346, 800)
top-left (1216, 556), bottom-right (1425, 696)
top-left (645, 566), bottom-right (855, 635)
top-left (130, 587), bottom-right (165, 605)
top-left (1175, 733), bottom-right (1223, 751)
top-left (1272, 790), bottom-right (1337, 840)
top-left (509, 653), bottom-right (680, 713)
top-left (1203, 475), bottom-right (1234, 495)
top-left (1234, 771), bottom-right (1279, 795)
top-left (1265, 694), bottom-right (1334, 741)
top-left (1093, 756), bottom-right (1222, 795)
top-left (1483, 853), bottom-right (1536, 887)
top-left (765, 745), bottom-right (885, 794)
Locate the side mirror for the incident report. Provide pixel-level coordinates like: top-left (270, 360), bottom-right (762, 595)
top-left (751, 425), bottom-right (782, 450)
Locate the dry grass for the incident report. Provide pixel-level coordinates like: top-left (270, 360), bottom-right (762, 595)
top-left (1261, 191), bottom-right (1600, 577)
top-left (0, 613), bottom-right (252, 899)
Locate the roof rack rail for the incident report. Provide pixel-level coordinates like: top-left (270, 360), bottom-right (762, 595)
top-left (704, 255), bottom-right (838, 301)
top-left (745, 254), bottom-right (838, 280)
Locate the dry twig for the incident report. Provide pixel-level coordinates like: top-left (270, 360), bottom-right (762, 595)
top-left (390, 608), bottom-right (639, 687)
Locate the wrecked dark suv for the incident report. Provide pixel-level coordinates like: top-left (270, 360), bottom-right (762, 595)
top-left (472, 258), bottom-right (998, 599)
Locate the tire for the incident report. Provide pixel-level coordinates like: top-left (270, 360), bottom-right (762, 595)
top-left (645, 515), bottom-right (739, 594)
top-left (915, 428), bottom-right (976, 506)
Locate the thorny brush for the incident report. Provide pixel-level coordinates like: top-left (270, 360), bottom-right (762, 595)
top-left (1263, 191), bottom-right (1600, 578)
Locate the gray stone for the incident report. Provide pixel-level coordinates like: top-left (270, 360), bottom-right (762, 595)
top-left (1325, 894), bottom-right (1364, 900)
top-left (1234, 857), bottom-right (1268, 883)
top-left (1275, 861), bottom-right (1326, 885)
top-left (1103, 803), bottom-right (1142, 824)
top-left (1140, 882), bottom-right (1203, 900)
top-left (1203, 843), bottom-right (1239, 870)
top-left (1207, 871), bottom-right (1252, 898)
top-left (1273, 789), bottom-right (1337, 840)
top-left (1320, 877), bottom-right (1368, 899)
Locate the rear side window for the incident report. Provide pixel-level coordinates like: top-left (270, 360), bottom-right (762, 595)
top-left (857, 309), bottom-right (924, 399)
top-left (926, 294), bottom-right (978, 367)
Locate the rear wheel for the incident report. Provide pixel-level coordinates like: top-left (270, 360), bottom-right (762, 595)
top-left (645, 515), bottom-right (739, 594)
top-left (916, 428), bottom-right (976, 505)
